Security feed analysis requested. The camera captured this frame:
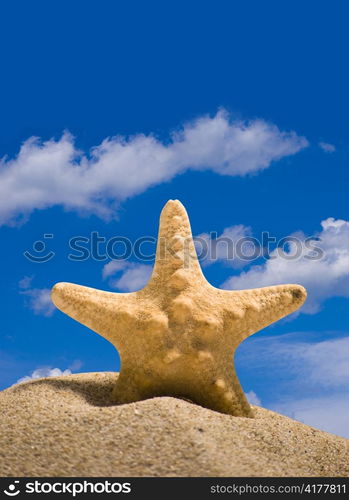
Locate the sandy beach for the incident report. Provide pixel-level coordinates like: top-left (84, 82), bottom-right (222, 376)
top-left (0, 372), bottom-right (348, 477)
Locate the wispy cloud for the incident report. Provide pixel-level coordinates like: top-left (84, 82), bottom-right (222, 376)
top-left (14, 367), bottom-right (72, 385)
top-left (319, 141), bottom-right (336, 153)
top-left (102, 260), bottom-right (128, 279)
top-left (68, 359), bottom-right (83, 371)
top-left (245, 390), bottom-right (261, 406)
top-left (103, 260), bottom-right (152, 292)
top-left (243, 335), bottom-right (349, 390)
top-left (272, 396), bottom-right (349, 438)
top-left (196, 224), bottom-right (252, 268)
top-left (19, 276), bottom-right (55, 317)
top-left (0, 110), bottom-right (307, 225)
top-left (12, 359), bottom-right (83, 387)
top-left (223, 217), bottom-right (349, 313)
top-left (237, 333), bottom-right (349, 437)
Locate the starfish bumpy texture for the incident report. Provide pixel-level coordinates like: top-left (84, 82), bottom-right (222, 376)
top-left (51, 200), bottom-right (307, 417)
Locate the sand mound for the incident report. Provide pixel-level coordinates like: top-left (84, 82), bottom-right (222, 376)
top-left (0, 373), bottom-right (348, 477)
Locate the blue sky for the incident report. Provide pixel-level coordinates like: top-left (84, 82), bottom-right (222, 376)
top-left (1, 1), bottom-right (349, 437)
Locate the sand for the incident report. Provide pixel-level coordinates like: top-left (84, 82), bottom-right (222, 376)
top-left (0, 372), bottom-right (348, 477)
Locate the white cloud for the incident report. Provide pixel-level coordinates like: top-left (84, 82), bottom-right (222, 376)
top-left (239, 334), bottom-right (349, 392)
top-left (18, 275), bottom-right (33, 289)
top-left (19, 277), bottom-right (55, 316)
top-left (196, 224), bottom-right (253, 268)
top-left (103, 260), bottom-right (152, 292)
top-left (14, 367), bottom-right (72, 385)
top-left (68, 359), bottom-right (83, 371)
top-left (238, 334), bottom-right (349, 438)
top-left (272, 396), bottom-right (349, 438)
top-left (319, 141), bottom-right (336, 153)
top-left (224, 217), bottom-right (349, 313)
top-left (245, 335), bottom-right (349, 389)
top-left (245, 390), bottom-right (261, 406)
top-left (296, 337), bottom-right (349, 388)
top-left (0, 110), bottom-right (307, 225)
top-left (102, 260), bottom-right (127, 279)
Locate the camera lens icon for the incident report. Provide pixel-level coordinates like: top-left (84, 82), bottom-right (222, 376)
top-left (24, 234), bottom-right (55, 263)
top-left (4, 481), bottom-right (20, 496)
top-left (34, 241), bottom-right (45, 252)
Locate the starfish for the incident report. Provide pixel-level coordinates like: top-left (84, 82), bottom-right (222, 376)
top-left (51, 200), bottom-right (306, 417)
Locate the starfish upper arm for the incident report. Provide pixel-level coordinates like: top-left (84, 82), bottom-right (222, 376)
top-left (221, 284), bottom-right (307, 344)
top-left (51, 282), bottom-right (140, 347)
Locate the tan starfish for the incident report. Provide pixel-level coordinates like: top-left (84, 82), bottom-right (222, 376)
top-left (51, 200), bottom-right (306, 417)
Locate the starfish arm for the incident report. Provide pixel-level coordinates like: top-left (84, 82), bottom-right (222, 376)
top-left (222, 284), bottom-right (307, 343)
top-left (51, 282), bottom-right (139, 348)
top-left (148, 200), bottom-right (206, 290)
